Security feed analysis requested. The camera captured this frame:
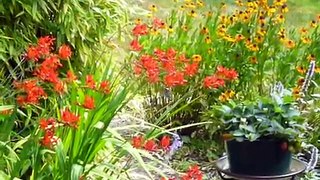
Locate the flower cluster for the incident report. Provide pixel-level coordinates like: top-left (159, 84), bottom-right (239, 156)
top-left (161, 165), bottom-right (203, 180)
top-left (203, 66), bottom-right (238, 89)
top-left (132, 135), bottom-right (171, 152)
top-left (134, 48), bottom-right (199, 87)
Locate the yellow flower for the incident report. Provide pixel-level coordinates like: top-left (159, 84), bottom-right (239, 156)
top-left (196, 0), bottom-right (204, 7)
top-left (257, 28), bottom-right (267, 36)
top-left (207, 11), bottom-right (213, 17)
top-left (301, 37), bottom-right (312, 44)
top-left (248, 43), bottom-right (259, 52)
top-left (299, 27), bottom-right (308, 35)
top-left (254, 35), bottom-right (264, 44)
top-left (147, 13), bottom-right (153, 18)
top-left (267, 6), bottom-right (276, 16)
top-left (219, 93), bottom-right (228, 102)
top-left (181, 25), bottom-right (188, 32)
top-left (310, 20), bottom-right (317, 28)
top-left (150, 28), bottom-right (159, 35)
top-left (208, 48), bottom-right (214, 54)
top-left (167, 25), bottom-right (174, 33)
top-left (274, 14), bottom-right (285, 24)
top-left (223, 35), bottom-right (236, 43)
top-left (284, 39), bottom-right (295, 49)
top-left (185, 2), bottom-right (196, 8)
top-left (307, 54), bottom-right (316, 61)
top-left (297, 78), bottom-right (305, 86)
top-left (281, 4), bottom-right (289, 13)
top-left (201, 27), bottom-right (209, 34)
top-left (235, 0), bottom-right (243, 6)
top-left (149, 4), bottom-right (157, 12)
top-left (235, 34), bottom-right (245, 42)
top-left (226, 90), bottom-right (235, 98)
top-left (315, 67), bottom-right (320, 73)
top-left (135, 18), bottom-right (142, 25)
top-left (205, 36), bottom-right (212, 44)
top-left (219, 90), bottom-right (235, 102)
top-left (192, 54), bottom-right (202, 62)
top-left (292, 86), bottom-right (301, 99)
top-left (188, 10), bottom-right (197, 17)
top-left (249, 56), bottom-right (258, 64)
top-left (179, 5), bottom-right (186, 11)
top-left (274, 0), bottom-right (286, 6)
top-left (296, 66), bottom-right (306, 74)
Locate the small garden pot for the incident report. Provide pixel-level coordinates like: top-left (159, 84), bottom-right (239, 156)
top-left (225, 139), bottom-right (292, 176)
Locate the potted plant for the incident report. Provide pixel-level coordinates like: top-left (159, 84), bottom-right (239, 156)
top-left (211, 84), bottom-right (306, 176)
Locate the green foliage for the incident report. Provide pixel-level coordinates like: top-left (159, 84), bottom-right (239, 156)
top-left (0, 0), bottom-right (127, 78)
top-left (209, 92), bottom-right (305, 145)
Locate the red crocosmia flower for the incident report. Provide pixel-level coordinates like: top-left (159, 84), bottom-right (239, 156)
top-left (147, 71), bottom-right (159, 83)
top-left (61, 108), bottom-right (80, 128)
top-left (154, 48), bottom-right (166, 59)
top-left (163, 62), bottom-right (176, 73)
top-left (16, 95), bottom-right (26, 106)
top-left (41, 55), bottom-right (62, 70)
top-left (132, 24), bottom-right (148, 36)
top-left (54, 80), bottom-right (65, 94)
top-left (203, 76), bottom-right (225, 89)
top-left (132, 135), bottom-right (144, 148)
top-left (178, 54), bottom-right (190, 63)
top-left (225, 68), bottom-right (238, 80)
top-left (164, 72), bottom-right (187, 87)
top-left (15, 80), bottom-right (47, 105)
top-left (39, 118), bottom-right (56, 130)
top-left (59, 44), bottom-right (72, 59)
top-left (130, 38), bottom-right (143, 51)
top-left (85, 75), bottom-right (96, 89)
top-left (134, 64), bottom-right (143, 75)
top-left (66, 70), bottom-right (77, 82)
top-left (34, 66), bottom-right (59, 83)
top-left (153, 18), bottom-right (166, 29)
top-left (26, 46), bottom-right (40, 61)
top-left (41, 130), bottom-right (58, 148)
top-left (166, 48), bottom-right (176, 59)
top-left (160, 135), bottom-right (171, 150)
top-left (83, 95), bottom-right (95, 109)
top-left (184, 63), bottom-right (198, 77)
top-left (181, 165), bottom-right (203, 180)
top-left (144, 139), bottom-right (157, 152)
top-left (100, 81), bottom-right (111, 94)
top-left (37, 36), bottom-right (55, 55)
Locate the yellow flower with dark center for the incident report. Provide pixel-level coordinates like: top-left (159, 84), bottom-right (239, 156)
top-left (167, 25), bottom-right (174, 33)
top-left (185, 2), bottom-right (196, 8)
top-left (149, 4), bottom-right (157, 12)
top-left (235, 34), bottom-right (245, 42)
top-left (250, 56), bottom-right (258, 64)
top-left (207, 11), bottom-right (213, 17)
top-left (267, 6), bottom-right (276, 16)
top-left (258, 15), bottom-right (265, 24)
top-left (181, 25), bottom-right (188, 32)
top-left (196, 0), bottom-right (204, 7)
top-left (201, 27), bottom-right (209, 34)
top-left (279, 35), bottom-right (286, 42)
top-left (205, 36), bottom-right (212, 44)
top-left (150, 28), bottom-right (159, 35)
top-left (226, 90), bottom-right (235, 98)
top-left (274, 0), bottom-right (286, 6)
top-left (281, 4), bottom-right (288, 13)
top-left (275, 14), bottom-right (285, 24)
top-left (235, 0), bottom-right (243, 6)
top-left (255, 35), bottom-right (264, 44)
top-left (135, 18), bottom-right (142, 25)
top-left (208, 48), bottom-right (214, 54)
top-left (147, 13), bottom-right (153, 18)
top-left (219, 93), bottom-right (228, 102)
top-left (297, 78), bottom-right (305, 86)
top-left (192, 54), bottom-right (202, 62)
top-left (307, 54), bottom-right (316, 61)
top-left (296, 66), bottom-right (306, 74)
top-left (179, 5), bottom-right (185, 11)
top-left (284, 39), bottom-right (295, 48)
top-left (189, 10), bottom-right (197, 17)
top-left (301, 37), bottom-right (312, 44)
top-left (219, 90), bottom-right (235, 102)
top-left (299, 27), bottom-right (308, 35)
top-left (223, 35), bottom-right (236, 43)
top-left (248, 43), bottom-right (259, 51)
top-left (292, 86), bottom-right (301, 99)
top-left (310, 20), bottom-right (317, 28)
top-left (257, 28), bottom-right (267, 36)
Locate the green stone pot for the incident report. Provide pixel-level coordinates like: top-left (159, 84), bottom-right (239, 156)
top-left (226, 139), bottom-right (292, 176)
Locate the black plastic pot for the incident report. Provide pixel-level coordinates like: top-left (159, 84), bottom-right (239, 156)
top-left (226, 139), bottom-right (292, 176)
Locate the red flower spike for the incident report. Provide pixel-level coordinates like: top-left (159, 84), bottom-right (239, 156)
top-left (164, 72), bottom-right (187, 87)
top-left (132, 24), bottom-right (148, 36)
top-left (203, 76), bottom-right (225, 89)
top-left (130, 38), bottom-right (143, 51)
top-left (41, 130), bottom-right (58, 148)
top-left (181, 165), bottom-right (203, 180)
top-left (54, 80), bottom-right (65, 94)
top-left (83, 95), bottom-right (95, 109)
top-left (132, 135), bottom-right (144, 148)
top-left (184, 63), bottom-right (199, 77)
top-left (61, 108), bottom-right (80, 128)
top-left (85, 75), bottom-right (96, 89)
top-left (134, 64), bottom-right (143, 75)
top-left (39, 118), bottom-right (56, 130)
top-left (26, 46), bottom-right (40, 61)
top-left (144, 139), bottom-right (157, 152)
top-left (66, 70), bottom-right (77, 82)
top-left (59, 44), bottom-right (72, 59)
top-left (37, 36), bottom-right (55, 56)
top-left (160, 135), bottom-right (171, 150)
top-left (100, 81), bottom-right (111, 94)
